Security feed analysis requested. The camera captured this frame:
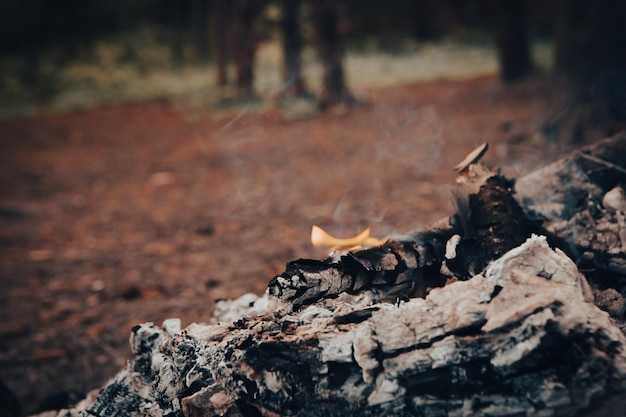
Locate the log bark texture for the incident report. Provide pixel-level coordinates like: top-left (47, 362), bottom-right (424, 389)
top-left (45, 136), bottom-right (626, 417)
top-left (515, 134), bottom-right (626, 292)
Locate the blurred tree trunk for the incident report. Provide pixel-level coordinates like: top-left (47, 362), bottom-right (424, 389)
top-left (311, 0), bottom-right (355, 108)
top-left (280, 0), bottom-right (308, 96)
top-left (414, 0), bottom-right (455, 39)
top-left (546, 0), bottom-right (626, 144)
top-left (554, 0), bottom-right (626, 122)
top-left (232, 0), bottom-right (260, 98)
top-left (491, 0), bottom-right (533, 83)
top-left (210, 0), bottom-right (230, 87)
top-left (0, 378), bottom-right (20, 417)
top-left (164, 0), bottom-right (186, 68)
top-left (190, 0), bottom-right (210, 61)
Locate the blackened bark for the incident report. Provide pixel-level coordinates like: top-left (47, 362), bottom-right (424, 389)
top-left (446, 175), bottom-right (538, 279)
top-left (268, 225), bottom-right (454, 307)
top-left (270, 169), bottom-right (542, 306)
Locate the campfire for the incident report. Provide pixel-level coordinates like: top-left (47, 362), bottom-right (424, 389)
top-left (41, 135), bottom-right (626, 417)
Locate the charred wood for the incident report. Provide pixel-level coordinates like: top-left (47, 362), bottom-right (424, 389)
top-left (446, 174), bottom-right (539, 279)
top-left (516, 133), bottom-right (626, 293)
top-left (49, 237), bottom-right (626, 417)
top-left (268, 225), bottom-right (454, 307)
top-left (270, 171), bottom-right (542, 305)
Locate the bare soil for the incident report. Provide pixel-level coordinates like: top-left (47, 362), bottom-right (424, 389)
top-left (0, 75), bottom-right (582, 414)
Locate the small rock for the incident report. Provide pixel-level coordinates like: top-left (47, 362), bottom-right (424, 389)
top-left (602, 186), bottom-right (626, 212)
top-left (163, 318), bottom-right (181, 336)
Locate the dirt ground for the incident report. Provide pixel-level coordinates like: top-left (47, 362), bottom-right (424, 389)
top-left (0, 74), bottom-right (587, 415)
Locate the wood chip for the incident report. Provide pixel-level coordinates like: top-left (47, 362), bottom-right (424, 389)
top-left (453, 142), bottom-right (489, 173)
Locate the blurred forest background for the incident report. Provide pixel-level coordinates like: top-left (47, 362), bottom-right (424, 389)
top-left (2, 0), bottom-right (626, 135)
top-left (0, 0), bottom-right (603, 121)
top-left (1, 0), bottom-right (510, 119)
top-left (3, 1), bottom-right (626, 416)
top-left (3, 0), bottom-right (626, 128)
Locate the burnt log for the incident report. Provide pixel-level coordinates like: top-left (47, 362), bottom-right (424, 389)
top-left (267, 223), bottom-right (454, 307)
top-left (268, 134), bottom-right (626, 308)
top-left (515, 133), bottom-right (626, 292)
top-left (44, 136), bottom-right (626, 417)
top-left (268, 148), bottom-right (542, 306)
top-left (48, 237), bottom-right (625, 417)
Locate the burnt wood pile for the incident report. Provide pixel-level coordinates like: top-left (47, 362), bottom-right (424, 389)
top-left (43, 135), bottom-right (626, 417)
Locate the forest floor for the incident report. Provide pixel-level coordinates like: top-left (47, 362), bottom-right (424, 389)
top-left (0, 71), bottom-right (598, 414)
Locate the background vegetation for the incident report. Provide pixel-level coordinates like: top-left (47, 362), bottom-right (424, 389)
top-left (0, 0), bottom-right (557, 120)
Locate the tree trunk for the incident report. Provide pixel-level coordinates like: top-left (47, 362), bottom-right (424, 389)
top-left (210, 0), bottom-right (230, 87)
top-left (311, 0), bottom-right (355, 109)
top-left (551, 0), bottom-right (626, 143)
top-left (163, 0), bottom-right (186, 68)
top-left (46, 135), bottom-right (626, 417)
top-left (190, 0), bottom-right (210, 62)
top-left (231, 0), bottom-right (259, 98)
top-left (491, 0), bottom-right (533, 83)
top-left (280, 0), bottom-right (308, 96)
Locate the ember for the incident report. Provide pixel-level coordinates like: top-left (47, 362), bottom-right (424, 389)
top-left (310, 225), bottom-right (387, 251)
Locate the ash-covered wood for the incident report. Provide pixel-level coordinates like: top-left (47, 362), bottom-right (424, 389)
top-left (50, 237), bottom-right (626, 417)
top-left (44, 135), bottom-right (626, 417)
top-left (515, 134), bottom-right (626, 294)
